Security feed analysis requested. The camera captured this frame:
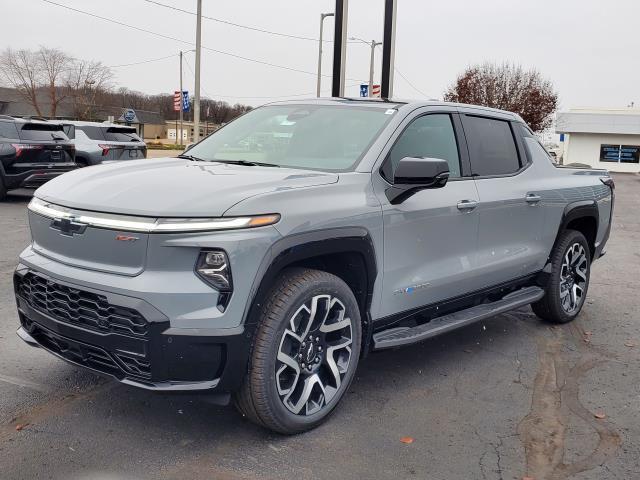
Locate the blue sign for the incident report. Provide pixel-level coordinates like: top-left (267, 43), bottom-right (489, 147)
top-left (123, 109), bottom-right (136, 123)
top-left (182, 91), bottom-right (190, 112)
top-left (360, 84), bottom-right (369, 97)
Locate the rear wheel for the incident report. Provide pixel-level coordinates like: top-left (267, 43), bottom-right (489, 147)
top-left (533, 230), bottom-right (591, 323)
top-left (75, 158), bottom-right (89, 168)
top-left (235, 268), bottom-right (361, 434)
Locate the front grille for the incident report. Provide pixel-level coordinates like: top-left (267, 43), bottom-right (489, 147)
top-left (31, 323), bottom-right (122, 378)
top-left (16, 272), bottom-right (148, 338)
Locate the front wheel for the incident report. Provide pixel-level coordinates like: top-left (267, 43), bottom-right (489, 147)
top-left (235, 268), bottom-right (361, 434)
top-left (533, 229), bottom-right (591, 323)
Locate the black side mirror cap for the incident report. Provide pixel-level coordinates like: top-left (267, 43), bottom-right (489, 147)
top-left (386, 157), bottom-right (450, 204)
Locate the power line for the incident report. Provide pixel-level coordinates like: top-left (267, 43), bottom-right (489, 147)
top-left (41, 0), bottom-right (365, 81)
top-left (108, 53), bottom-right (178, 68)
top-left (394, 67), bottom-right (431, 98)
top-left (142, 0), bottom-right (320, 42)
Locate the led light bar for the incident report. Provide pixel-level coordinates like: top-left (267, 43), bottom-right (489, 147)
top-left (28, 197), bottom-right (280, 233)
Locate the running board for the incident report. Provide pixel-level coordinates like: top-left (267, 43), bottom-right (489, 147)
top-left (373, 286), bottom-right (545, 350)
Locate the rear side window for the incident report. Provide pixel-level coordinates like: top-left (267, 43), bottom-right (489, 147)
top-left (62, 124), bottom-right (75, 139)
top-left (19, 123), bottom-right (66, 141)
top-left (104, 127), bottom-right (140, 142)
top-left (383, 114), bottom-right (461, 181)
top-left (76, 126), bottom-right (106, 140)
top-left (0, 121), bottom-right (19, 139)
top-left (463, 115), bottom-right (520, 176)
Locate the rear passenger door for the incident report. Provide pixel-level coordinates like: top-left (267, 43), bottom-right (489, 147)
top-left (460, 113), bottom-right (546, 285)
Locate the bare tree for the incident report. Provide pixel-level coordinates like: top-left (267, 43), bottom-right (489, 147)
top-left (444, 63), bottom-right (558, 132)
top-left (66, 59), bottom-right (113, 120)
top-left (38, 47), bottom-right (72, 117)
top-left (0, 48), bottom-right (44, 116)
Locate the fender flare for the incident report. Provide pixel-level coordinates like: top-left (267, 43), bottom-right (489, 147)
top-left (241, 227), bottom-right (378, 353)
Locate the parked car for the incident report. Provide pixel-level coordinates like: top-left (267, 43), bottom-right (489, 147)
top-left (0, 116), bottom-right (76, 200)
top-left (14, 99), bottom-right (614, 434)
top-left (59, 121), bottom-right (146, 166)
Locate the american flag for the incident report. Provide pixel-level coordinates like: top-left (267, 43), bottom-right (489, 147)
top-left (173, 91), bottom-right (181, 112)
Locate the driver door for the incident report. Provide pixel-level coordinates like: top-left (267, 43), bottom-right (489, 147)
top-left (375, 111), bottom-right (481, 318)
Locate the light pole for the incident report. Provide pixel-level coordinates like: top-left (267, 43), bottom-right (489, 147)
top-left (350, 37), bottom-right (382, 97)
top-left (317, 13), bottom-right (334, 97)
top-left (179, 50), bottom-right (183, 146)
top-left (193, 0), bottom-right (202, 144)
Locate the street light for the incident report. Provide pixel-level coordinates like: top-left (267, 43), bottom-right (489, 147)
top-left (350, 37), bottom-right (382, 97)
top-left (317, 12), bottom-right (334, 97)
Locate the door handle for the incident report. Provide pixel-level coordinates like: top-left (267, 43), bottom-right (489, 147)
top-left (457, 199), bottom-right (479, 211)
top-left (525, 193), bottom-right (542, 204)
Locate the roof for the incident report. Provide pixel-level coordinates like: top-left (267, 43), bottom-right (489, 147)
top-left (556, 108), bottom-right (640, 135)
top-left (265, 97), bottom-right (524, 121)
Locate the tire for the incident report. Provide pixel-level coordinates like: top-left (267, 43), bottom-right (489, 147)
top-left (235, 268), bottom-right (362, 434)
top-left (75, 158), bottom-right (89, 168)
top-left (532, 229), bottom-right (591, 324)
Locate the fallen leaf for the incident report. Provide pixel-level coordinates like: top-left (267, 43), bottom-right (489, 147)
top-left (523, 477), bottom-right (535, 480)
top-left (583, 338), bottom-right (590, 343)
top-left (584, 331), bottom-right (593, 336)
top-left (400, 436), bottom-right (414, 444)
top-left (594, 412), bottom-right (606, 419)
top-left (624, 342), bottom-right (636, 348)
top-left (15, 423), bottom-right (28, 431)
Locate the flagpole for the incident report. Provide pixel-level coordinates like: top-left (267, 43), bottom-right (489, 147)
top-left (179, 50), bottom-right (184, 146)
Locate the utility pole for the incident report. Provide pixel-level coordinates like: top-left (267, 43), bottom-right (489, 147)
top-left (317, 13), bottom-right (334, 97)
top-left (350, 37), bottom-right (381, 97)
top-left (193, 0), bottom-right (202, 143)
top-left (368, 40), bottom-right (382, 97)
top-left (179, 50), bottom-right (184, 146)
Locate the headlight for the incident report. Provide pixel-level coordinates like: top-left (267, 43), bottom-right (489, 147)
top-left (196, 249), bottom-right (232, 292)
top-left (29, 198), bottom-right (280, 233)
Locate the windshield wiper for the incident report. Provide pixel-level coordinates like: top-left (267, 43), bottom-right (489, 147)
top-left (214, 159), bottom-right (280, 168)
top-left (177, 153), bottom-right (207, 162)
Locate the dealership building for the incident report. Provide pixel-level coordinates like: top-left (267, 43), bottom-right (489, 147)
top-left (556, 108), bottom-right (640, 173)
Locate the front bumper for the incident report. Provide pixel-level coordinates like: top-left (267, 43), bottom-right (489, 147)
top-left (14, 266), bottom-right (251, 392)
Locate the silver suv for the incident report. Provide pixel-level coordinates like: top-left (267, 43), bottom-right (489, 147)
top-left (14, 99), bottom-right (614, 434)
top-left (61, 121), bottom-right (146, 166)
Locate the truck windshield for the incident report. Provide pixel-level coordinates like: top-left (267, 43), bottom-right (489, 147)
top-left (186, 104), bottom-right (395, 171)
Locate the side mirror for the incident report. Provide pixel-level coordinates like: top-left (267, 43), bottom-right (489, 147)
top-left (386, 157), bottom-right (450, 204)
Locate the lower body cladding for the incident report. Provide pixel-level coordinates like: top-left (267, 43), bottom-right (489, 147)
top-left (13, 265), bottom-right (250, 400)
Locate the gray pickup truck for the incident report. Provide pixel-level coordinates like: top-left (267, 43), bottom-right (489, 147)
top-left (14, 99), bottom-right (614, 434)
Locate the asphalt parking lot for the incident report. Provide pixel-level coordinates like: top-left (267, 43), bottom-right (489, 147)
top-left (0, 174), bottom-right (639, 480)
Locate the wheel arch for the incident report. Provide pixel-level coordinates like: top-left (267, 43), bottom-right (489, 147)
top-left (555, 200), bottom-right (599, 259)
top-left (242, 227), bottom-right (378, 355)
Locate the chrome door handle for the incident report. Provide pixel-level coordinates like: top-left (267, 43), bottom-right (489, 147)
top-left (457, 199), bottom-right (479, 211)
top-left (525, 193), bottom-right (542, 204)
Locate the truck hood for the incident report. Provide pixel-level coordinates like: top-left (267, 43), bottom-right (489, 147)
top-left (35, 157), bottom-right (339, 217)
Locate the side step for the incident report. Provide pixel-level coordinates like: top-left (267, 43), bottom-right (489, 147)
top-left (373, 286), bottom-right (545, 350)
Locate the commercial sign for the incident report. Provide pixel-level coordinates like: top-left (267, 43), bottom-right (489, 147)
top-left (600, 144), bottom-right (640, 163)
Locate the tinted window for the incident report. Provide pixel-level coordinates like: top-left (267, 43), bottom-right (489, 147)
top-left (187, 105), bottom-right (393, 172)
top-left (463, 116), bottom-right (520, 176)
top-left (383, 114), bottom-right (461, 180)
top-left (76, 126), bottom-right (106, 140)
top-left (18, 123), bottom-right (66, 141)
top-left (62, 124), bottom-right (75, 139)
top-left (0, 121), bottom-right (19, 139)
top-left (104, 127), bottom-right (141, 142)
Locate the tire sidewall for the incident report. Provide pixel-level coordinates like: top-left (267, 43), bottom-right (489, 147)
top-left (548, 231), bottom-right (591, 323)
top-left (259, 274), bottom-right (362, 433)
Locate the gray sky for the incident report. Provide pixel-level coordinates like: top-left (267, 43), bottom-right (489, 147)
top-left (2, 0), bottom-right (638, 109)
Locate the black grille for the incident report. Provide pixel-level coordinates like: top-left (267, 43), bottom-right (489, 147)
top-left (31, 324), bottom-right (122, 378)
top-left (16, 273), bottom-right (148, 338)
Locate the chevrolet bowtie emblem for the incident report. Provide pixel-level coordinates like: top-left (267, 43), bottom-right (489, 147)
top-left (51, 217), bottom-right (87, 237)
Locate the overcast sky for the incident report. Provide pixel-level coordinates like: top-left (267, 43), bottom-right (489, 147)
top-left (2, 0), bottom-right (638, 109)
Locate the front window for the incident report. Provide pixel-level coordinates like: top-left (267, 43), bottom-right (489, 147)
top-left (186, 104), bottom-right (395, 171)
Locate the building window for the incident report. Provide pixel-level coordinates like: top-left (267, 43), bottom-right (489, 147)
top-left (600, 144), bottom-right (640, 163)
